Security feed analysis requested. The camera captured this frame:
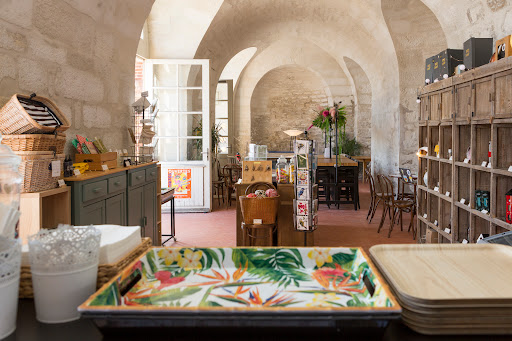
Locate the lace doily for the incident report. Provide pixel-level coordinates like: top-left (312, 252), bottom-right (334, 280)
top-left (0, 237), bottom-right (21, 285)
top-left (28, 225), bottom-right (101, 273)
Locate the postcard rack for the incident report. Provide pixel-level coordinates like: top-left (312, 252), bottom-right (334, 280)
top-left (293, 140), bottom-right (319, 237)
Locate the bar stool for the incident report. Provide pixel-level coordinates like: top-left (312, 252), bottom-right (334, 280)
top-left (240, 182), bottom-right (278, 246)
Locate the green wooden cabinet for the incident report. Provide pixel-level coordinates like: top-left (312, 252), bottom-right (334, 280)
top-left (66, 163), bottom-right (158, 245)
top-left (82, 201), bottom-right (105, 226)
top-left (106, 193), bottom-right (125, 225)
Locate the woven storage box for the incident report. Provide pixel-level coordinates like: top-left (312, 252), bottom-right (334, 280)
top-left (17, 151), bottom-right (65, 193)
top-left (0, 94), bottom-right (70, 134)
top-left (239, 196), bottom-right (280, 225)
top-left (19, 237), bottom-right (152, 298)
top-left (1, 133), bottom-right (66, 153)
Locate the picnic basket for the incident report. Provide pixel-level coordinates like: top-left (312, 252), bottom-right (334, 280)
top-left (0, 93), bottom-right (70, 134)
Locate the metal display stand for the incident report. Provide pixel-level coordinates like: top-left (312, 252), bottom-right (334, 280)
top-left (293, 140), bottom-right (318, 245)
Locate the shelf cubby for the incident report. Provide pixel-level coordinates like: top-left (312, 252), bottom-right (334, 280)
top-left (456, 124), bottom-right (471, 163)
top-left (440, 198), bottom-right (452, 231)
top-left (419, 158), bottom-right (427, 186)
top-left (474, 124), bottom-right (492, 166)
top-left (456, 166), bottom-right (470, 203)
top-left (457, 208), bottom-right (470, 242)
top-left (474, 170), bottom-right (491, 211)
top-left (496, 124), bottom-right (512, 170)
top-left (429, 126), bottom-right (440, 157)
top-left (419, 126), bottom-right (428, 149)
top-left (440, 125), bottom-right (453, 159)
top-left (429, 194), bottom-right (439, 226)
top-left (440, 163), bottom-right (452, 195)
top-left (495, 175), bottom-right (512, 224)
top-left (472, 215), bottom-right (491, 242)
top-left (429, 160), bottom-right (440, 191)
top-left (417, 188), bottom-right (428, 218)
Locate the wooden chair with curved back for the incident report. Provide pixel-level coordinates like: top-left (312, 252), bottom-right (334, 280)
top-left (377, 175), bottom-right (415, 238)
top-left (222, 163), bottom-right (242, 207)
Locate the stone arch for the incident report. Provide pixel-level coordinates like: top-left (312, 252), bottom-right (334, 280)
top-left (195, 0), bottom-right (401, 173)
top-left (344, 57), bottom-right (372, 156)
top-left (382, 0), bottom-right (447, 169)
top-left (232, 38), bottom-right (354, 155)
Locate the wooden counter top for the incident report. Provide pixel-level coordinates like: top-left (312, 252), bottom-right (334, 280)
top-left (64, 162), bottom-right (158, 182)
top-left (317, 156), bottom-right (358, 167)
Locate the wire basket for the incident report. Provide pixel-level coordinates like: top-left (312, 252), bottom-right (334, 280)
top-left (17, 151), bottom-right (65, 193)
top-left (1, 133), bottom-right (66, 153)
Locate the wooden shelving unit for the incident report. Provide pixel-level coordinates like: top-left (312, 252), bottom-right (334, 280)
top-left (418, 57), bottom-right (512, 243)
top-left (19, 186), bottom-right (71, 244)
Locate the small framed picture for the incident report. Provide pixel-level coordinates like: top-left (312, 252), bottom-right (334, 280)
top-left (296, 186), bottom-right (309, 200)
top-left (124, 159), bottom-right (132, 167)
top-left (295, 140), bottom-right (311, 154)
top-left (297, 170), bottom-right (309, 185)
top-left (297, 154), bottom-right (308, 169)
top-left (296, 200), bottom-right (309, 216)
top-left (296, 216), bottom-right (309, 231)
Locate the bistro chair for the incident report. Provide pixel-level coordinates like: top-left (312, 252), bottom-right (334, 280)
top-left (316, 167), bottom-right (332, 208)
top-left (223, 164), bottom-right (242, 206)
top-left (366, 167), bottom-right (381, 222)
top-left (335, 166), bottom-right (360, 210)
top-left (377, 175), bottom-right (416, 238)
top-left (212, 161), bottom-right (225, 207)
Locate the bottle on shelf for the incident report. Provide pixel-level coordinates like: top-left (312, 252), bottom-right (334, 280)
top-left (276, 156), bottom-right (289, 184)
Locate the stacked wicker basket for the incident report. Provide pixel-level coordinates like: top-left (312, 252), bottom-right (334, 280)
top-left (0, 94), bottom-right (70, 192)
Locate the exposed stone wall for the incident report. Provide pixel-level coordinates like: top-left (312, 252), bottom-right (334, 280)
top-left (0, 0), bottom-right (153, 157)
top-left (250, 66), bottom-right (328, 151)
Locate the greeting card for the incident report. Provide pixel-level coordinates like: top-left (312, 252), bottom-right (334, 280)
top-left (296, 200), bottom-right (309, 216)
top-left (296, 186), bottom-right (309, 200)
top-left (296, 216), bottom-right (309, 231)
top-left (297, 170), bottom-right (309, 185)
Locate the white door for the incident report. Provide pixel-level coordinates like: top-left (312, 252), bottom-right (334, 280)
top-left (146, 59), bottom-right (210, 212)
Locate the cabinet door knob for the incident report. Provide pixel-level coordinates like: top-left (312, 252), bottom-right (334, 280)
top-left (150, 172), bottom-right (155, 176)
top-left (114, 181), bottom-right (121, 186)
top-left (92, 188), bottom-right (102, 193)
top-left (136, 175), bottom-right (143, 180)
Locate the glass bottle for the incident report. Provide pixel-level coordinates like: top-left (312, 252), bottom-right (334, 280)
top-left (276, 156), bottom-right (289, 184)
top-left (0, 134), bottom-right (22, 238)
top-left (289, 157), bottom-right (295, 184)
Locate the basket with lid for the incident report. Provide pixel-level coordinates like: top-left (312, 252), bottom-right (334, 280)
top-left (0, 94), bottom-right (70, 135)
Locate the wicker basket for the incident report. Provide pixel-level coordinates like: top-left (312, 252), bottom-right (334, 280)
top-left (1, 133), bottom-right (66, 153)
top-left (0, 94), bottom-right (70, 134)
top-left (19, 237), bottom-right (152, 298)
top-left (17, 151), bottom-right (65, 193)
top-left (239, 196), bottom-right (280, 225)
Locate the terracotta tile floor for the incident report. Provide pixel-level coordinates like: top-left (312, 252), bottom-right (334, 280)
top-left (162, 182), bottom-right (416, 252)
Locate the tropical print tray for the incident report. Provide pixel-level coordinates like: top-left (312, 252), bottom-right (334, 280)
top-left (80, 247), bottom-right (400, 316)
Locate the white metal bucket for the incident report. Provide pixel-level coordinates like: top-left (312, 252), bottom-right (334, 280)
top-left (0, 275), bottom-right (20, 338)
top-left (31, 263), bottom-right (98, 324)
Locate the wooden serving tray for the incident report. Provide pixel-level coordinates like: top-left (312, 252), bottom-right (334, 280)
top-left (369, 244), bottom-right (512, 306)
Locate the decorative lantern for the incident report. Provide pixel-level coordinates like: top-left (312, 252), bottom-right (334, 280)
top-left (506, 189), bottom-right (512, 224)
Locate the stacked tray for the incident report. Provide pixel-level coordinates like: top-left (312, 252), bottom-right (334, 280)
top-left (369, 244), bottom-right (512, 335)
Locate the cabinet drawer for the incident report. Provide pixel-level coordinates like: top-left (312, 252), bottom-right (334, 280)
top-left (83, 180), bottom-right (108, 202)
top-left (146, 167), bottom-right (157, 182)
top-left (130, 169), bottom-right (146, 187)
top-left (108, 174), bottom-right (126, 194)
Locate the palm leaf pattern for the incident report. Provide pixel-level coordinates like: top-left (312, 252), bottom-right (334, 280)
top-left (88, 247), bottom-right (396, 310)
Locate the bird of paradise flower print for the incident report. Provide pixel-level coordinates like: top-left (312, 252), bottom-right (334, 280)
top-left (88, 247), bottom-right (396, 311)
